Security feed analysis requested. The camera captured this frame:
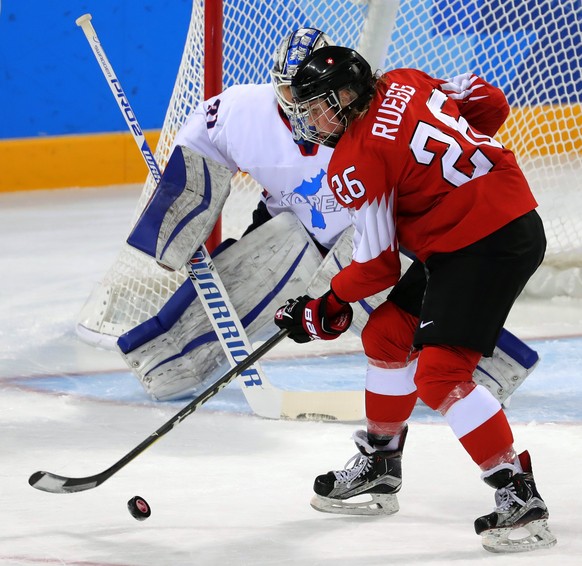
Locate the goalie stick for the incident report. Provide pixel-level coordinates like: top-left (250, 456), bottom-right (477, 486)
top-left (28, 329), bottom-right (289, 494)
top-left (75, 13), bottom-right (363, 421)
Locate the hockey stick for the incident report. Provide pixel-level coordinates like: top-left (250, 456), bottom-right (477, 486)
top-left (28, 329), bottom-right (289, 494)
top-left (75, 13), bottom-right (363, 422)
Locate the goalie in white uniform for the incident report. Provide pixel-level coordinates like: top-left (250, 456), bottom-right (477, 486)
top-left (118, 28), bottom-right (539, 405)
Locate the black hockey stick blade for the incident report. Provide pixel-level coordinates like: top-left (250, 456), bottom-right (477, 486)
top-left (28, 471), bottom-right (103, 494)
top-left (28, 329), bottom-right (289, 494)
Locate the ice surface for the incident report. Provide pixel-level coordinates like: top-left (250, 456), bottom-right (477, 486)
top-left (1, 186), bottom-right (581, 565)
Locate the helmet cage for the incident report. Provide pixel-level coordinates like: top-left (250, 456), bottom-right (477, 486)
top-left (292, 89), bottom-right (349, 147)
top-left (290, 46), bottom-right (374, 147)
top-left (270, 68), bottom-right (294, 116)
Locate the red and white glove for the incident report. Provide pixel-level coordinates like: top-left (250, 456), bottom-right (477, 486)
top-left (274, 289), bottom-right (353, 343)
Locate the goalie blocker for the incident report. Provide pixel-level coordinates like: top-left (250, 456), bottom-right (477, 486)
top-left (127, 145), bottom-right (233, 271)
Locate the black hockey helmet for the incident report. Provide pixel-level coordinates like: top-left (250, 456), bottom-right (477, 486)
top-left (289, 46), bottom-right (374, 147)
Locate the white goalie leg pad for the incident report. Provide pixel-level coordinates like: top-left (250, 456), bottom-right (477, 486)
top-left (118, 213), bottom-right (322, 401)
top-left (473, 328), bottom-right (540, 405)
top-left (127, 145), bottom-right (233, 271)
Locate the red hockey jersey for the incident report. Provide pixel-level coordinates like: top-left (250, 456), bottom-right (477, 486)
top-left (329, 69), bottom-right (538, 303)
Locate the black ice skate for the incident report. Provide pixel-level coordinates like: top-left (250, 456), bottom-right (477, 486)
top-left (310, 426), bottom-right (407, 516)
top-left (475, 450), bottom-right (557, 553)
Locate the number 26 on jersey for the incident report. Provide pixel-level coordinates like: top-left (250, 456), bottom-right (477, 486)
top-left (330, 166), bottom-right (366, 205)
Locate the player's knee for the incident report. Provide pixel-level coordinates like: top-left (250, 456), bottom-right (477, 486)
top-left (362, 301), bottom-right (417, 364)
top-left (414, 345), bottom-right (481, 411)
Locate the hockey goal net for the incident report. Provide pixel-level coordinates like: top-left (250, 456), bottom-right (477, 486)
top-left (78, 0), bottom-right (581, 348)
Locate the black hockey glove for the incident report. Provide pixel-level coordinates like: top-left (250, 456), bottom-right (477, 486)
top-left (274, 290), bottom-right (353, 344)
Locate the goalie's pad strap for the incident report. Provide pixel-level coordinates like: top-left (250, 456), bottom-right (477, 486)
top-left (127, 145), bottom-right (233, 270)
top-left (118, 213), bottom-right (322, 401)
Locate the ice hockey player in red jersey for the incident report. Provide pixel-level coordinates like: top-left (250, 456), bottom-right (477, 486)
top-left (274, 46), bottom-right (556, 553)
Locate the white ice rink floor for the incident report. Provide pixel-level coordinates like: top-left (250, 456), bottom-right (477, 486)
top-left (1, 186), bottom-right (582, 565)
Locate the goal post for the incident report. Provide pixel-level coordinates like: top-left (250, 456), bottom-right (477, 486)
top-left (204, 0), bottom-right (223, 251)
top-left (77, 0), bottom-right (581, 349)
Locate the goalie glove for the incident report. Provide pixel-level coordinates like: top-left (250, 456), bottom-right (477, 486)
top-left (274, 289), bottom-right (353, 343)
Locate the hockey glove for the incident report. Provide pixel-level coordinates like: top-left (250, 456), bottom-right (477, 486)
top-left (274, 289), bottom-right (353, 343)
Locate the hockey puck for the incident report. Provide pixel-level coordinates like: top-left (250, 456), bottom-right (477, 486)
top-left (127, 495), bottom-right (151, 521)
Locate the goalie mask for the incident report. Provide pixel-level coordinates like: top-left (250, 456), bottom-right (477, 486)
top-left (270, 27), bottom-right (333, 141)
top-left (290, 46), bottom-right (375, 148)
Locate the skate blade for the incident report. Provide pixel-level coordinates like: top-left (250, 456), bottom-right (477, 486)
top-left (310, 493), bottom-right (399, 516)
top-left (481, 519), bottom-right (557, 553)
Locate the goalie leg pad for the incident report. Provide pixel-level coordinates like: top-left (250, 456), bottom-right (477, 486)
top-left (118, 213), bottom-right (322, 401)
top-left (473, 328), bottom-right (540, 404)
top-left (127, 145), bottom-right (233, 271)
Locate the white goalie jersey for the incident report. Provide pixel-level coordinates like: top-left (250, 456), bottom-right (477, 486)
top-left (172, 83), bottom-right (351, 249)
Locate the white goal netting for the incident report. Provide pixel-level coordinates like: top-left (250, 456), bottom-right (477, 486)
top-left (78, 0), bottom-right (582, 347)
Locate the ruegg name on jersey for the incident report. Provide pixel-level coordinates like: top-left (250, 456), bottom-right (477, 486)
top-left (371, 82), bottom-right (416, 141)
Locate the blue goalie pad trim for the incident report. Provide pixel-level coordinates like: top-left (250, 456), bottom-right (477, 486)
top-left (117, 280), bottom-right (198, 354)
top-left (142, 242), bottom-right (313, 376)
top-left (118, 239), bottom-right (240, 354)
top-left (474, 364), bottom-right (500, 388)
top-left (241, 242), bottom-right (311, 326)
top-left (159, 159), bottom-right (212, 261)
top-left (495, 327), bottom-right (539, 369)
top-left (474, 327), bottom-right (539, 391)
top-left (126, 146), bottom-right (189, 258)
